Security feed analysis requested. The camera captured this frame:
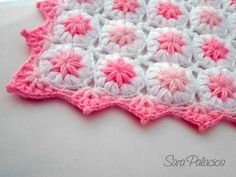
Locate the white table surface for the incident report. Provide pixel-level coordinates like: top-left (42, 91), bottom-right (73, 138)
top-left (0, 1), bottom-right (236, 177)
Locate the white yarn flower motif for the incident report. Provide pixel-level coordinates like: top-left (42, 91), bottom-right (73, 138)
top-left (197, 68), bottom-right (236, 111)
top-left (229, 13), bottom-right (236, 39)
top-left (103, 0), bottom-right (146, 23)
top-left (99, 20), bottom-right (146, 57)
top-left (53, 10), bottom-right (99, 49)
top-left (94, 54), bottom-right (145, 96)
top-left (39, 44), bottom-right (93, 90)
top-left (147, 27), bottom-right (193, 66)
top-left (147, 0), bottom-right (189, 28)
top-left (189, 6), bottom-right (227, 35)
top-left (62, 0), bottom-right (104, 14)
top-left (146, 63), bottom-right (196, 105)
top-left (193, 34), bottom-right (235, 68)
top-left (187, 0), bottom-right (222, 8)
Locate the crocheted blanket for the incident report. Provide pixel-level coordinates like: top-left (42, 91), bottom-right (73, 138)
top-left (7, 0), bottom-right (236, 131)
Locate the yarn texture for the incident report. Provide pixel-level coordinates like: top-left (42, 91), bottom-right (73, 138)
top-left (7, 0), bottom-right (236, 131)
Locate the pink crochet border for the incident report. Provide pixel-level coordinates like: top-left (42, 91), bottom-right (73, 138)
top-left (6, 0), bottom-right (236, 132)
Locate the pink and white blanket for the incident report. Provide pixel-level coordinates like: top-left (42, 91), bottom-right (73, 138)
top-left (7, 0), bottom-right (236, 131)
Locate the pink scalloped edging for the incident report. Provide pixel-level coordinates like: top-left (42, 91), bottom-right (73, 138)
top-left (6, 0), bottom-right (236, 132)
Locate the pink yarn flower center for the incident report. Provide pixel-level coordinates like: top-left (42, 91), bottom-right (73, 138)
top-left (199, 9), bottom-right (222, 26)
top-left (230, 0), bottom-right (236, 5)
top-left (157, 31), bottom-right (185, 55)
top-left (63, 15), bottom-right (91, 36)
top-left (208, 74), bottom-right (236, 102)
top-left (156, 2), bottom-right (182, 20)
top-left (50, 51), bottom-right (82, 79)
top-left (109, 26), bottom-right (136, 47)
top-left (102, 58), bottom-right (136, 88)
top-left (157, 67), bottom-right (188, 93)
top-left (112, 0), bottom-right (139, 13)
top-left (201, 38), bottom-right (228, 61)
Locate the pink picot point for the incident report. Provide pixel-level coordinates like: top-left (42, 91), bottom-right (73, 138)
top-left (199, 9), bottom-right (222, 26)
top-left (109, 26), bottom-right (136, 46)
top-left (37, 0), bottom-right (58, 19)
top-left (50, 51), bottom-right (82, 79)
top-left (201, 38), bottom-right (228, 61)
top-left (102, 58), bottom-right (136, 88)
top-left (157, 31), bottom-right (185, 55)
top-left (157, 67), bottom-right (188, 93)
top-left (156, 2), bottom-right (181, 20)
top-left (21, 26), bottom-right (48, 54)
top-left (112, 0), bottom-right (139, 13)
top-left (208, 74), bottom-right (236, 102)
top-left (63, 15), bottom-right (91, 36)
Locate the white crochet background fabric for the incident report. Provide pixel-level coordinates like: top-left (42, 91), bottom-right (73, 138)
top-left (7, 0), bottom-right (236, 131)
